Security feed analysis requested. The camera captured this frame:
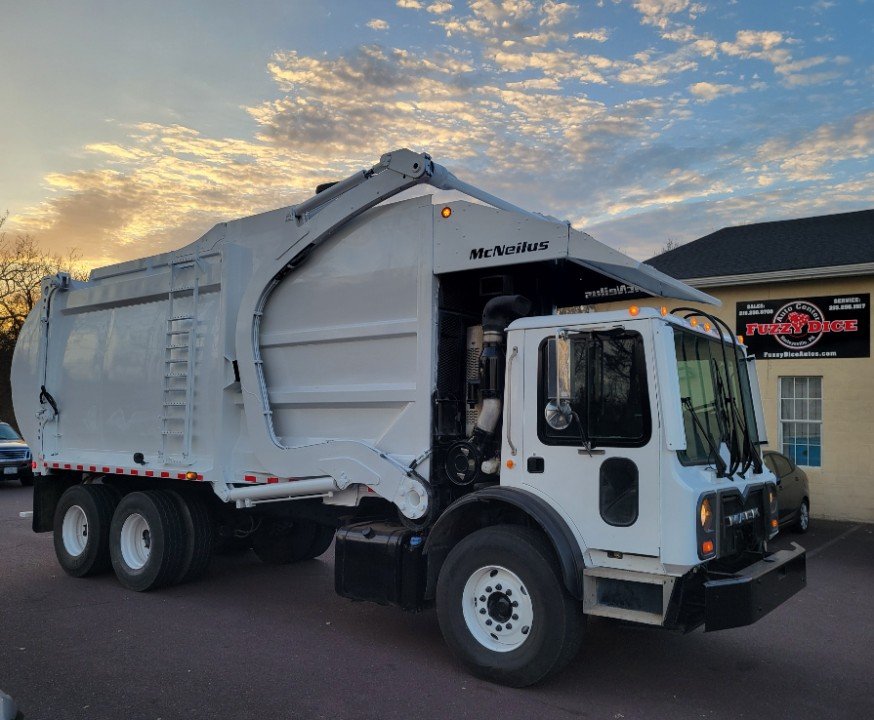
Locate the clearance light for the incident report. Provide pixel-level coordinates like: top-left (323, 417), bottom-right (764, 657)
top-left (703, 322), bottom-right (712, 332)
top-left (506, 459), bottom-right (515, 469)
top-left (629, 305), bottom-right (640, 316)
top-left (771, 518), bottom-right (779, 529)
top-left (737, 335), bottom-right (745, 344)
top-left (660, 306), bottom-right (668, 316)
top-left (702, 540), bottom-right (714, 555)
top-left (440, 206), bottom-right (452, 218)
top-left (689, 317), bottom-right (699, 327)
top-left (185, 471), bottom-right (198, 480)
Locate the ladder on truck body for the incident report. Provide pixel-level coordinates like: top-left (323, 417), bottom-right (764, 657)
top-left (161, 252), bottom-right (201, 465)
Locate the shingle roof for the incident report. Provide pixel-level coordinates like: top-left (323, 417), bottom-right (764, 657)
top-left (646, 209), bottom-right (874, 280)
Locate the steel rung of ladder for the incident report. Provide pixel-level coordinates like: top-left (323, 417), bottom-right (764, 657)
top-left (160, 250), bottom-right (201, 465)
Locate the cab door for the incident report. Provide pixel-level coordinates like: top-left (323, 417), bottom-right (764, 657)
top-left (515, 324), bottom-right (661, 557)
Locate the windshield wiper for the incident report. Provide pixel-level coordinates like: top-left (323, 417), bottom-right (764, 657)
top-left (710, 358), bottom-right (741, 478)
top-left (681, 397), bottom-right (728, 477)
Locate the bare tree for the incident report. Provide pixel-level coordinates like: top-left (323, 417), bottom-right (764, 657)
top-left (0, 212), bottom-right (86, 349)
top-left (657, 237), bottom-right (684, 255)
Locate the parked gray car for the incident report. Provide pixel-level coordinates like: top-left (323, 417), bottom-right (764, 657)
top-left (763, 450), bottom-right (810, 533)
top-left (0, 422), bottom-right (32, 487)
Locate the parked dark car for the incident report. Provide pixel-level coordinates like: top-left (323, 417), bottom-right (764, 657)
top-left (763, 450), bottom-right (810, 533)
top-left (0, 422), bottom-right (33, 487)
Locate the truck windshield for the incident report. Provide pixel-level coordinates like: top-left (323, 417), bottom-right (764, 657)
top-left (674, 328), bottom-right (759, 472)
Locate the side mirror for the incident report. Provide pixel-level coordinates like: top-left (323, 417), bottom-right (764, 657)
top-left (545, 333), bottom-right (573, 430)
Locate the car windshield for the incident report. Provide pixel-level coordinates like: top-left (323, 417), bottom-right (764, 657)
top-left (674, 328), bottom-right (760, 474)
top-left (0, 424), bottom-right (22, 441)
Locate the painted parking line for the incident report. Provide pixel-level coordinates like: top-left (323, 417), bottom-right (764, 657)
top-left (806, 524), bottom-right (862, 559)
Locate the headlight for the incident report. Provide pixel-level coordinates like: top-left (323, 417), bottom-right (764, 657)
top-left (699, 496), bottom-right (714, 532)
top-left (696, 493), bottom-right (717, 559)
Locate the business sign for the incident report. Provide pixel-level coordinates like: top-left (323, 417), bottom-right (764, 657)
top-left (737, 294), bottom-right (870, 359)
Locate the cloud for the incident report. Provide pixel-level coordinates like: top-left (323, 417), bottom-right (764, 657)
top-left (397, 0), bottom-right (423, 8)
top-left (573, 28), bottom-right (609, 42)
top-left (688, 81), bottom-right (745, 101)
top-left (366, 18), bottom-right (390, 30)
top-left (426, 2), bottom-right (453, 12)
top-left (753, 110), bottom-right (874, 182)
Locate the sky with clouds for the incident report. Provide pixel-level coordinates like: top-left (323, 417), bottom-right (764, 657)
top-left (1, 0), bottom-right (872, 267)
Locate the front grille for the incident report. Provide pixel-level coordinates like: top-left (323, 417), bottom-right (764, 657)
top-left (0, 449), bottom-right (29, 461)
top-left (720, 488), bottom-right (765, 558)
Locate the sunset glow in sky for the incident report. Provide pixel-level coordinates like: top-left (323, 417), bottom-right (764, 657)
top-left (2, 0), bottom-right (872, 267)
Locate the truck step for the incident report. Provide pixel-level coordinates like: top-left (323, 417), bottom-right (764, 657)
top-left (169, 315), bottom-right (194, 322)
top-left (166, 329), bottom-right (191, 336)
top-left (161, 430), bottom-right (185, 436)
top-left (170, 285), bottom-right (195, 292)
top-left (163, 401), bottom-right (187, 407)
top-left (165, 358), bottom-right (189, 364)
top-left (164, 372), bottom-right (189, 378)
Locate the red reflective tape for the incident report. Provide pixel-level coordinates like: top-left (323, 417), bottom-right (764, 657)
top-left (197, 474), bottom-right (204, 481)
top-left (31, 462), bottom-right (37, 469)
top-left (145, 470), bottom-right (154, 477)
top-left (130, 469), bottom-right (139, 476)
top-left (160, 471), bottom-right (170, 478)
top-left (102, 467), bottom-right (110, 473)
top-left (244, 475), bottom-right (257, 483)
top-left (89, 466), bottom-right (97, 472)
top-left (116, 468), bottom-right (124, 474)
top-left (177, 473), bottom-right (186, 480)
top-left (52, 463), bottom-right (59, 469)
top-left (63, 464), bottom-right (71, 469)
top-left (76, 465), bottom-right (83, 471)
top-left (267, 477), bottom-right (279, 484)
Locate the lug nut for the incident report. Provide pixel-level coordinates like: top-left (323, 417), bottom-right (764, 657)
top-left (479, 608), bottom-right (486, 615)
top-left (506, 589), bottom-right (512, 596)
top-left (506, 623), bottom-right (512, 630)
top-left (485, 586), bottom-right (492, 593)
top-left (485, 619), bottom-right (492, 626)
top-left (495, 584), bottom-right (502, 591)
top-left (479, 595), bottom-right (486, 602)
top-left (522, 626), bottom-right (530, 635)
top-left (512, 601), bottom-right (518, 607)
top-left (495, 624), bottom-right (502, 631)
top-left (512, 614), bottom-right (518, 620)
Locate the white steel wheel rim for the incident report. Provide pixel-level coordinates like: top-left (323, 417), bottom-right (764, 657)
top-left (120, 513), bottom-right (152, 570)
top-left (800, 503), bottom-right (809, 530)
top-left (61, 505), bottom-right (89, 557)
top-left (462, 565), bottom-right (534, 652)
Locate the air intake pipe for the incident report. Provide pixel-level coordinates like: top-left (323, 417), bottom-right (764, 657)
top-left (472, 295), bottom-right (532, 454)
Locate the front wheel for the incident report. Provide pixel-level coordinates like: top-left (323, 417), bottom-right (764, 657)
top-left (793, 499), bottom-right (810, 534)
top-left (436, 525), bottom-right (584, 687)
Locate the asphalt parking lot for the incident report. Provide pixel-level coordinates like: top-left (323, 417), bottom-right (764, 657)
top-left (1, 482), bottom-right (872, 720)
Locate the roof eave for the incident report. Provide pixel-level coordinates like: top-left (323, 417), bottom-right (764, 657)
top-left (675, 261), bottom-right (874, 288)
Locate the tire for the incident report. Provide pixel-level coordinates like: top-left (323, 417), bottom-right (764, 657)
top-left (53, 484), bottom-right (121, 577)
top-left (252, 518), bottom-right (331, 564)
top-left (436, 525), bottom-right (584, 687)
top-left (167, 491), bottom-right (215, 584)
top-left (793, 499), bottom-right (810, 534)
top-left (19, 476), bottom-right (34, 487)
top-left (110, 490), bottom-right (186, 591)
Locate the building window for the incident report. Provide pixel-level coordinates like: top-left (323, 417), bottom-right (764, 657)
top-left (779, 377), bottom-right (822, 467)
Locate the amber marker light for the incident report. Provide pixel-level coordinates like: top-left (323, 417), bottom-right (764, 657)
top-left (185, 471), bottom-right (198, 480)
top-left (771, 518), bottom-right (779, 529)
top-left (440, 206), bottom-right (452, 218)
top-left (660, 306), bottom-right (668, 316)
top-left (629, 305), bottom-right (640, 316)
top-left (506, 459), bottom-right (515, 469)
top-left (702, 540), bottom-right (714, 555)
top-left (703, 322), bottom-right (712, 332)
top-left (689, 317), bottom-right (699, 327)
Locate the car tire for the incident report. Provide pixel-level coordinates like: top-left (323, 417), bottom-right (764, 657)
top-left (793, 499), bottom-right (810, 534)
top-left (167, 491), bottom-right (215, 584)
top-left (436, 525), bottom-right (584, 687)
top-left (53, 484), bottom-right (121, 577)
top-left (19, 475), bottom-right (34, 487)
top-left (110, 490), bottom-right (186, 591)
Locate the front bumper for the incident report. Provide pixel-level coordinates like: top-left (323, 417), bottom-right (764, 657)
top-left (703, 542), bottom-right (806, 632)
top-left (0, 461), bottom-right (31, 478)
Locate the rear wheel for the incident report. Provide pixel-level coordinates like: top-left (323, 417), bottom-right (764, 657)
top-left (436, 525), bottom-right (584, 687)
top-left (53, 484), bottom-right (121, 577)
top-left (167, 491), bottom-right (215, 584)
top-left (110, 490), bottom-right (186, 591)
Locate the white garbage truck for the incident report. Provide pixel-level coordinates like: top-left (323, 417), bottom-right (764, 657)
top-left (12, 149), bottom-right (805, 686)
